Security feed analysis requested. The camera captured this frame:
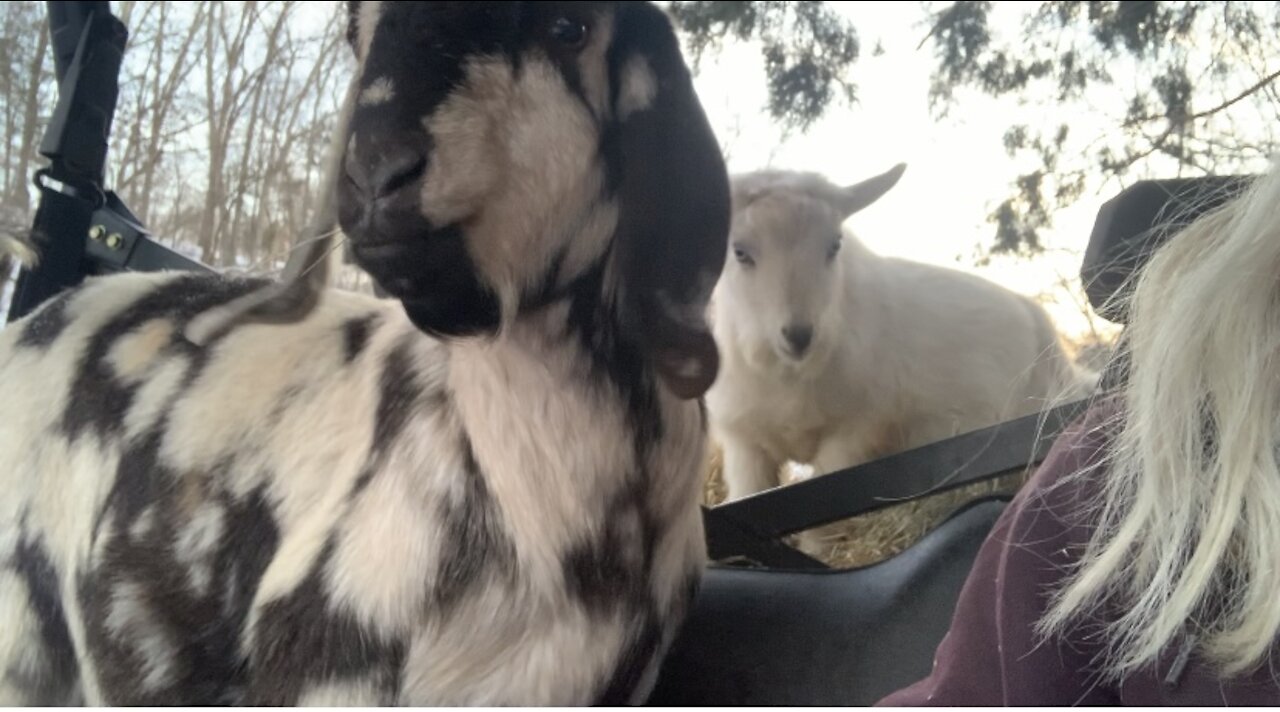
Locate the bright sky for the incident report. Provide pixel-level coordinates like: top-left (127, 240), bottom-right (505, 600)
top-left (683, 1), bottom-right (1120, 344)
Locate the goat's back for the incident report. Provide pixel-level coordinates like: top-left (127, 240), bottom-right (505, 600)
top-left (858, 253), bottom-right (1091, 423)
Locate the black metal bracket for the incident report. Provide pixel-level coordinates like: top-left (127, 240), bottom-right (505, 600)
top-left (702, 506), bottom-right (828, 570)
top-left (81, 190), bottom-right (210, 275)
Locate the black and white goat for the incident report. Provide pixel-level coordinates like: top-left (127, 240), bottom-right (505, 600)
top-left (0, 1), bottom-right (730, 705)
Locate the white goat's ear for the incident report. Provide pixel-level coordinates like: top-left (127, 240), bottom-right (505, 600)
top-left (839, 162), bottom-right (906, 217)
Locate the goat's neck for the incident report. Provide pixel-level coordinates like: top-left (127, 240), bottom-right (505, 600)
top-left (441, 301), bottom-right (689, 574)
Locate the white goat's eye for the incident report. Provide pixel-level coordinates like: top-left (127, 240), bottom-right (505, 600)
top-left (733, 246), bottom-right (755, 267)
top-left (549, 17), bottom-right (588, 49)
top-left (827, 239), bottom-right (842, 262)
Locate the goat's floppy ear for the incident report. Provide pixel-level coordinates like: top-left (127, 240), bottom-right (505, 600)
top-left (838, 163), bottom-right (906, 218)
top-left (610, 12), bottom-right (731, 401)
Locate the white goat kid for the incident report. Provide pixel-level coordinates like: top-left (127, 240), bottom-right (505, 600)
top-left (706, 165), bottom-right (1095, 553)
top-left (0, 1), bottom-right (730, 705)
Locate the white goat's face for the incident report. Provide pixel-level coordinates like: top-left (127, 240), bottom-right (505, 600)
top-left (717, 164), bottom-right (906, 374)
top-left (720, 194), bottom-right (846, 370)
top-left (336, 1), bottom-right (731, 399)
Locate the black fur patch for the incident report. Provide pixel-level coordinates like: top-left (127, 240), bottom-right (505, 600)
top-left (215, 487), bottom-right (282, 643)
top-left (598, 120), bottom-right (624, 199)
top-left (518, 245), bottom-right (570, 314)
top-left (99, 429), bottom-right (170, 536)
top-left (372, 337), bottom-right (425, 454)
top-left (76, 567), bottom-right (171, 705)
top-left (347, 334), bottom-right (445, 502)
top-left (354, 222), bottom-right (503, 340)
top-left (348, 464), bottom-right (378, 499)
top-left (88, 419), bottom-right (173, 551)
top-left (60, 274), bottom-right (269, 443)
top-left (246, 540), bottom-right (404, 705)
top-left (595, 617), bottom-right (661, 705)
top-left (80, 409), bottom-right (282, 705)
top-left (11, 534), bottom-right (79, 699)
top-left (340, 315), bottom-right (378, 364)
top-left (559, 260), bottom-right (664, 449)
top-left (16, 289), bottom-right (74, 349)
top-left (516, 3), bottom-right (603, 113)
top-left (344, 0), bottom-right (361, 48)
top-left (434, 436), bottom-right (516, 609)
top-left (562, 472), bottom-right (666, 707)
top-left (562, 527), bottom-right (635, 616)
top-left (267, 382), bottom-right (307, 426)
top-left (603, 0), bottom-right (732, 402)
top-left (562, 482), bottom-right (652, 617)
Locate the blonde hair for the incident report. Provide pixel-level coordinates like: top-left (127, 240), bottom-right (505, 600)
top-left (1040, 158), bottom-right (1280, 680)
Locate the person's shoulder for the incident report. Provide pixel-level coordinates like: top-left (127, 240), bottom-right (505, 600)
top-left (1004, 393), bottom-right (1123, 551)
top-left (1032, 395), bottom-right (1121, 494)
top-left (873, 395), bottom-right (1127, 708)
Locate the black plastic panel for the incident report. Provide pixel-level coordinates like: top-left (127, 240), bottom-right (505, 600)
top-left (649, 497), bottom-right (1009, 706)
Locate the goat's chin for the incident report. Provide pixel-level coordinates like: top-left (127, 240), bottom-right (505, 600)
top-left (737, 337), bottom-right (779, 373)
top-left (400, 295), bottom-right (501, 340)
top-left (742, 337), bottom-right (835, 381)
top-left (347, 221), bottom-right (503, 339)
top-left (741, 338), bottom-right (809, 378)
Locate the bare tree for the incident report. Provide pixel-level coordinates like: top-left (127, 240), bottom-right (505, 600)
top-left (10, 15), bottom-right (49, 208)
top-left (0, 2), bottom-right (51, 209)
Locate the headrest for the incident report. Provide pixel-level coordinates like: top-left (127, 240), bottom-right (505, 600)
top-left (1082, 174), bottom-right (1253, 324)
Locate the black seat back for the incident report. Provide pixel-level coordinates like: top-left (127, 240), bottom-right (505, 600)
top-left (647, 498), bottom-right (1008, 706)
top-left (1082, 174), bottom-right (1253, 390)
top-left (1082, 175), bottom-right (1252, 325)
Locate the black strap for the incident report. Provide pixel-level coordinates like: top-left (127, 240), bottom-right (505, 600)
top-left (41, 1), bottom-right (125, 190)
top-left (7, 2), bottom-right (128, 323)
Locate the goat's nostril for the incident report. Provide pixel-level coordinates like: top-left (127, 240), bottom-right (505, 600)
top-left (370, 153), bottom-right (426, 199)
top-left (782, 324), bottom-right (813, 355)
top-left (348, 150), bottom-right (427, 200)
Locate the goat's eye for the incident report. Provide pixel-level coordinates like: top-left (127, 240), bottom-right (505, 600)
top-left (827, 239), bottom-right (842, 262)
top-left (549, 17), bottom-right (588, 49)
top-left (733, 246), bottom-right (755, 267)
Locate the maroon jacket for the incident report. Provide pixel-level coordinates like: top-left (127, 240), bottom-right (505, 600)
top-left (877, 399), bottom-right (1280, 706)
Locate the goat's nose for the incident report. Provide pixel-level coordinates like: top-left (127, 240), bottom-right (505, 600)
top-left (781, 323), bottom-right (813, 356)
top-left (346, 145), bottom-right (427, 200)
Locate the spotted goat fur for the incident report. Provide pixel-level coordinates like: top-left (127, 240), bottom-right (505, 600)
top-left (0, 1), bottom-right (730, 705)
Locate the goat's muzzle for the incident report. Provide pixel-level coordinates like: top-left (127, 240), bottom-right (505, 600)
top-left (337, 134), bottom-right (500, 338)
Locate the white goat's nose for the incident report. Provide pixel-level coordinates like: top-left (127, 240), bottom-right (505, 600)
top-left (781, 323), bottom-right (813, 356)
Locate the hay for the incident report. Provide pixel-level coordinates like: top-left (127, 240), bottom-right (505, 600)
top-left (702, 442), bottom-right (1028, 569)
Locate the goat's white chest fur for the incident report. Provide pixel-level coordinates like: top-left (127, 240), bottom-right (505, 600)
top-left (0, 271), bottom-right (707, 706)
